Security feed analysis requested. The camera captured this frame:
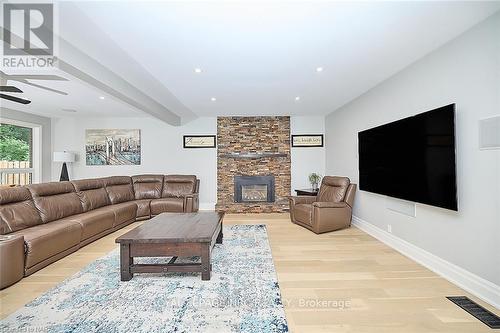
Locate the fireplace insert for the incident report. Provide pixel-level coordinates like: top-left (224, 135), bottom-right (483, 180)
top-left (234, 175), bottom-right (275, 203)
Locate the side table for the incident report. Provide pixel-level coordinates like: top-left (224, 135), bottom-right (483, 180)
top-left (294, 188), bottom-right (319, 196)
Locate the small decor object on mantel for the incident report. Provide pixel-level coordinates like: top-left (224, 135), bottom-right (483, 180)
top-left (308, 173), bottom-right (322, 190)
top-left (183, 135), bottom-right (216, 148)
top-left (292, 134), bottom-right (323, 147)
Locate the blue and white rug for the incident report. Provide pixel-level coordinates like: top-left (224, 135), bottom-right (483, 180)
top-left (1, 225), bottom-right (288, 333)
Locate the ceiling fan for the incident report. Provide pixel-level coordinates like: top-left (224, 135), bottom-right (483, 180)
top-left (0, 85), bottom-right (30, 104)
top-left (0, 71), bottom-right (69, 105)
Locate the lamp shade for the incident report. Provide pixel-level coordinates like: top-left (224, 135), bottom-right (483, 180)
top-left (53, 151), bottom-right (76, 163)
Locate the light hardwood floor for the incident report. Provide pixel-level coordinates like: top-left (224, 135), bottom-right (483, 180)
top-left (1, 213), bottom-right (498, 332)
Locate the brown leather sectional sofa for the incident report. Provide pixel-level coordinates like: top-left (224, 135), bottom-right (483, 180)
top-left (0, 174), bottom-right (199, 289)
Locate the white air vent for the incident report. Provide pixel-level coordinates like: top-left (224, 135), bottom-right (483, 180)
top-left (479, 116), bottom-right (500, 150)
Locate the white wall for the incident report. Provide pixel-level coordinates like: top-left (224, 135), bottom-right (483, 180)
top-left (52, 116), bottom-right (217, 209)
top-left (290, 116), bottom-right (325, 193)
top-left (52, 115), bottom-right (323, 208)
top-left (325, 12), bottom-right (500, 288)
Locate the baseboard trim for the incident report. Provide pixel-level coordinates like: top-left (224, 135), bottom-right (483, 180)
top-left (352, 215), bottom-right (500, 309)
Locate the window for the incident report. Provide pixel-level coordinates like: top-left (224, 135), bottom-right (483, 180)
top-left (0, 120), bottom-right (41, 186)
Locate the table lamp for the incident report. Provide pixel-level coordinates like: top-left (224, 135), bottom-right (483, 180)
top-left (53, 151), bottom-right (76, 181)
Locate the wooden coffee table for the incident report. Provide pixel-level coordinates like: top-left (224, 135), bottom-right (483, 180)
top-left (115, 211), bottom-right (224, 281)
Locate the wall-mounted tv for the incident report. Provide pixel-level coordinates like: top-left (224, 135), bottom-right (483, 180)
top-left (358, 104), bottom-right (458, 211)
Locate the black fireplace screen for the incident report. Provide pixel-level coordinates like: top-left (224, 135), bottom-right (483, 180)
top-left (234, 175), bottom-right (275, 203)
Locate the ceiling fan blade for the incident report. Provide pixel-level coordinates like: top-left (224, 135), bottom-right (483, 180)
top-left (0, 86), bottom-right (23, 93)
top-left (20, 80), bottom-right (68, 95)
top-left (8, 74), bottom-right (68, 81)
top-left (0, 93), bottom-right (31, 104)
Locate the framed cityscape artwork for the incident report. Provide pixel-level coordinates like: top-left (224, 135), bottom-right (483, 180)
top-left (86, 129), bottom-right (141, 165)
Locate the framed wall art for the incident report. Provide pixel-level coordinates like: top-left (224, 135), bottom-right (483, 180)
top-left (183, 135), bottom-right (216, 148)
top-left (86, 129), bottom-right (141, 165)
top-left (291, 134), bottom-right (323, 147)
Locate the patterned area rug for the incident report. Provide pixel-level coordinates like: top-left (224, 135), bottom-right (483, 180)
top-left (1, 225), bottom-right (288, 333)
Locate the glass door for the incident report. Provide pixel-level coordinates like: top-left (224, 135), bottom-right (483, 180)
top-left (0, 123), bottom-right (34, 186)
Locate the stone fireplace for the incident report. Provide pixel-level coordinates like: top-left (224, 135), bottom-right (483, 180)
top-left (216, 116), bottom-right (291, 213)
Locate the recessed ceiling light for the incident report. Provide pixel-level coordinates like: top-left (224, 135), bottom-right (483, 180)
top-left (62, 108), bottom-right (77, 113)
top-left (295, 96), bottom-right (300, 101)
top-left (99, 96), bottom-right (105, 100)
top-left (316, 67), bottom-right (323, 72)
top-left (194, 68), bottom-right (202, 73)
top-left (211, 97), bottom-right (217, 102)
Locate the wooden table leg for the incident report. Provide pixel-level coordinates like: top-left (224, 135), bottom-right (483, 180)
top-left (216, 226), bottom-right (223, 244)
top-left (120, 243), bottom-right (133, 281)
top-left (201, 243), bottom-right (211, 281)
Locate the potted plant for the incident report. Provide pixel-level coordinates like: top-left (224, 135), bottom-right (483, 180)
top-left (308, 173), bottom-right (321, 191)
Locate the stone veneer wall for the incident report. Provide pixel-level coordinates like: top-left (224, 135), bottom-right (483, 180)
top-left (216, 116), bottom-right (291, 213)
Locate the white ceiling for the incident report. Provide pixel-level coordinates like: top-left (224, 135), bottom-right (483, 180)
top-left (72, 1), bottom-right (500, 118)
top-left (2, 1), bottom-right (500, 121)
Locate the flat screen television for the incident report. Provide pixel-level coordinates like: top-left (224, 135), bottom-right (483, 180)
top-left (358, 104), bottom-right (458, 211)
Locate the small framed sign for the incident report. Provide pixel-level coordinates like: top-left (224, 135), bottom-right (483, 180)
top-left (291, 134), bottom-right (324, 147)
top-left (183, 135), bottom-right (216, 148)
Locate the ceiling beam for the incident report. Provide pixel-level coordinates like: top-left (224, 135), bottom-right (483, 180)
top-left (57, 36), bottom-right (182, 125)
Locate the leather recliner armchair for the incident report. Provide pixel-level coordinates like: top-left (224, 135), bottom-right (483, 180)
top-left (289, 176), bottom-right (356, 234)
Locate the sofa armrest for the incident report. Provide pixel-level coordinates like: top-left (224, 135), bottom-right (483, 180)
top-left (311, 202), bottom-right (352, 233)
top-left (0, 235), bottom-right (25, 289)
top-left (183, 193), bottom-right (199, 212)
top-left (194, 179), bottom-right (200, 194)
top-left (312, 202), bottom-right (348, 208)
top-left (288, 196), bottom-right (317, 206)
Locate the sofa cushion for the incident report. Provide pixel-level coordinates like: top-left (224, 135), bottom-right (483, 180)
top-left (65, 209), bottom-right (114, 241)
top-left (294, 204), bottom-right (313, 225)
top-left (106, 201), bottom-right (137, 226)
top-left (150, 197), bottom-right (184, 215)
top-left (132, 175), bottom-right (164, 199)
top-left (11, 219), bottom-right (82, 269)
top-left (27, 182), bottom-right (83, 223)
top-left (103, 176), bottom-right (134, 204)
top-left (162, 175), bottom-right (197, 198)
top-left (135, 199), bottom-right (151, 218)
top-left (0, 187), bottom-right (42, 234)
top-left (317, 176), bottom-right (350, 203)
top-left (71, 178), bottom-right (110, 212)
